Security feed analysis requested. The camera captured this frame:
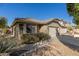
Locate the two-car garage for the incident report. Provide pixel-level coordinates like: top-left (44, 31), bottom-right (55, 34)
top-left (39, 20), bottom-right (67, 38)
top-left (48, 27), bottom-right (67, 37)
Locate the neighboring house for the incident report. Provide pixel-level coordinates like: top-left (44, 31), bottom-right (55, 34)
top-left (72, 26), bottom-right (79, 37)
top-left (11, 18), bottom-right (67, 40)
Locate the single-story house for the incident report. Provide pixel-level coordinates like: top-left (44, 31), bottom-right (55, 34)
top-left (11, 18), bottom-right (67, 40)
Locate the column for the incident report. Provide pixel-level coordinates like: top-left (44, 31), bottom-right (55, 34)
top-left (23, 24), bottom-right (26, 34)
top-left (16, 24), bottom-right (21, 40)
top-left (12, 26), bottom-right (15, 36)
top-left (35, 25), bottom-right (37, 33)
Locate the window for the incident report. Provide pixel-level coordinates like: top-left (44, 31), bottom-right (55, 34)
top-left (19, 24), bottom-right (24, 34)
top-left (26, 24), bottom-right (36, 33)
top-left (26, 24), bottom-right (32, 33)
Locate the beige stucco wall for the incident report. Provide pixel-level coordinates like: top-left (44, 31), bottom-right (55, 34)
top-left (39, 22), bottom-right (67, 35)
top-left (13, 24), bottom-right (21, 40)
top-left (39, 25), bottom-right (48, 34)
top-left (39, 22), bottom-right (60, 33)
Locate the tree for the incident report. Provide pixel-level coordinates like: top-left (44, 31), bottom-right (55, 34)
top-left (67, 3), bottom-right (75, 16)
top-left (66, 3), bottom-right (79, 28)
top-left (0, 17), bottom-right (7, 28)
top-left (0, 17), bottom-right (8, 35)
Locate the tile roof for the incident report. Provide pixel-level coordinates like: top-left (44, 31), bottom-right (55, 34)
top-left (11, 18), bottom-right (67, 28)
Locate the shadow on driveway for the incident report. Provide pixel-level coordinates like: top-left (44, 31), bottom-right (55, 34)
top-left (57, 35), bottom-right (79, 51)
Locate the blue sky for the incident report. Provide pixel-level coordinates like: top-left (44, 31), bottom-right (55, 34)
top-left (0, 3), bottom-right (73, 26)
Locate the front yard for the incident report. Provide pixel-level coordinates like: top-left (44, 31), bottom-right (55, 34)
top-left (0, 32), bottom-right (51, 56)
top-left (0, 32), bottom-right (79, 56)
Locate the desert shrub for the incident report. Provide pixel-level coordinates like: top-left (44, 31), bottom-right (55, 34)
top-left (76, 25), bottom-right (79, 29)
top-left (0, 35), bottom-right (17, 53)
top-left (21, 33), bottom-right (39, 44)
top-left (35, 32), bottom-right (51, 41)
top-left (67, 26), bottom-right (73, 32)
top-left (21, 32), bottom-right (51, 44)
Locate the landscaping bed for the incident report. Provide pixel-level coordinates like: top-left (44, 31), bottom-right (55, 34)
top-left (21, 32), bottom-right (51, 44)
top-left (0, 32), bottom-right (51, 56)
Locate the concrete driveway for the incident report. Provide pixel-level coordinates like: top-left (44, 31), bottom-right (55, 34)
top-left (57, 35), bottom-right (79, 51)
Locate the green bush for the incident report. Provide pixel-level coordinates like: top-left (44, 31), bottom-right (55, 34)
top-left (21, 33), bottom-right (39, 44)
top-left (21, 32), bottom-right (51, 44)
top-left (35, 32), bottom-right (51, 41)
top-left (67, 26), bottom-right (72, 31)
top-left (0, 35), bottom-right (17, 53)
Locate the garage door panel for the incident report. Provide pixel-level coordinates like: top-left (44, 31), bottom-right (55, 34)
top-left (49, 27), bottom-right (56, 37)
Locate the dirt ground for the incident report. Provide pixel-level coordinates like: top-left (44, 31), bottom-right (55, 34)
top-left (20, 37), bottom-right (79, 56)
top-left (6, 35), bottom-right (79, 56)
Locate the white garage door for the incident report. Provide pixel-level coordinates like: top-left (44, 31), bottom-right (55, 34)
top-left (49, 27), bottom-right (56, 37)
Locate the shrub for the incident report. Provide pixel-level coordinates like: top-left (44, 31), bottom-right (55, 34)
top-left (76, 25), bottom-right (79, 29)
top-left (21, 32), bottom-right (51, 44)
top-left (67, 26), bottom-right (72, 31)
top-left (0, 35), bottom-right (17, 53)
top-left (21, 33), bottom-right (39, 44)
top-left (35, 32), bottom-right (51, 41)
